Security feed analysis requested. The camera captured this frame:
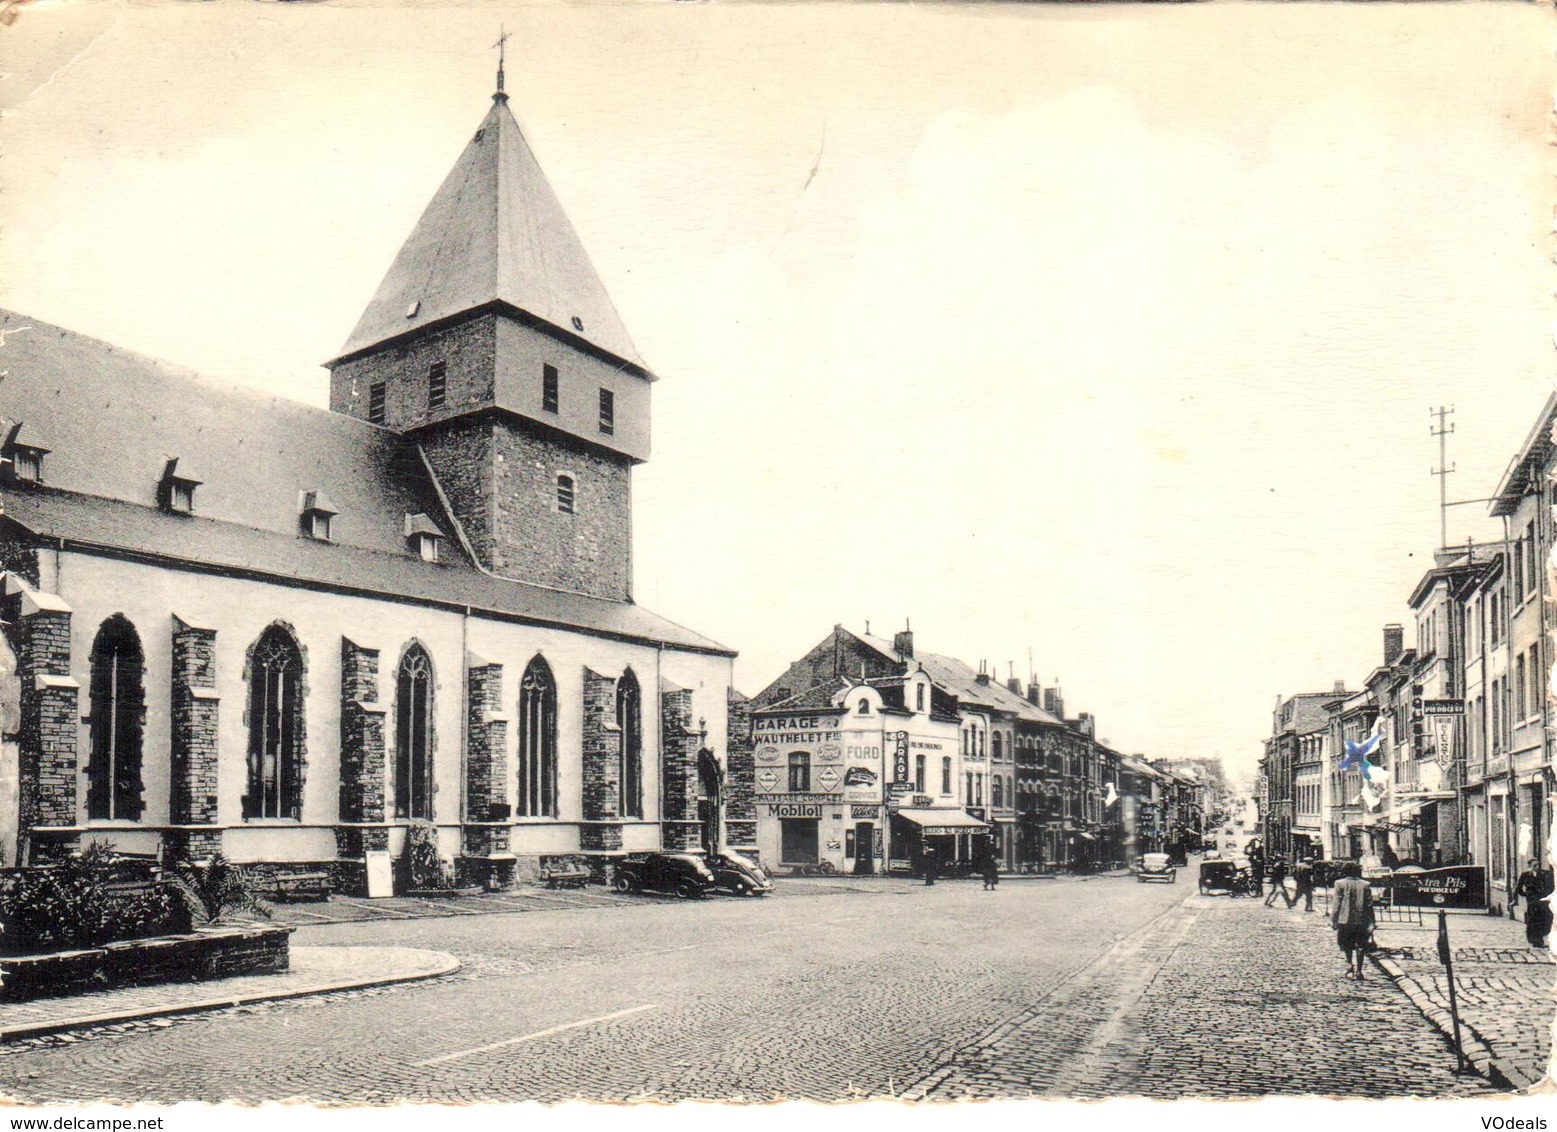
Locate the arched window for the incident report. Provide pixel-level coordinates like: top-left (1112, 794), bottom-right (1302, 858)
top-left (857, 698), bottom-right (869, 715)
top-left (992, 776), bottom-right (1003, 808)
top-left (518, 655), bottom-right (557, 817)
top-left (993, 731), bottom-right (1003, 761)
top-left (395, 644), bottom-right (435, 820)
top-left (618, 668), bottom-right (642, 819)
top-left (788, 751), bottom-right (811, 792)
top-left (88, 615), bottom-right (144, 821)
top-left (245, 624), bottom-right (304, 819)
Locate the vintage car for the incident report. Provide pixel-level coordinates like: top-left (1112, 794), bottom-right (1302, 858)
top-left (1137, 852), bottom-right (1177, 883)
top-left (706, 851), bottom-right (775, 897)
top-left (613, 852), bottom-right (716, 898)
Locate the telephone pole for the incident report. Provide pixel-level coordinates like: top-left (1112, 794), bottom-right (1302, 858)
top-left (1431, 406), bottom-right (1455, 551)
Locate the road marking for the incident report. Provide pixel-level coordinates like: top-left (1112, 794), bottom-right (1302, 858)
top-left (415, 1004), bottom-right (658, 1067)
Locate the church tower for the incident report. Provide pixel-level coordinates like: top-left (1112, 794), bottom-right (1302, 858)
top-left (327, 66), bottom-right (651, 602)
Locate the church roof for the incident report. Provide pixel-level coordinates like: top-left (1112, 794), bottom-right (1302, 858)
top-left (332, 96), bottom-right (648, 375)
top-left (0, 310), bottom-right (729, 657)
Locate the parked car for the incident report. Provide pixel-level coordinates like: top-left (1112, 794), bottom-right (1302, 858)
top-left (705, 851), bottom-right (774, 897)
top-left (1136, 852), bottom-right (1177, 883)
top-left (613, 852), bottom-right (715, 898)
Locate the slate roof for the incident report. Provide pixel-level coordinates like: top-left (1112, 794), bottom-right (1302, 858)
top-left (855, 631), bottom-right (1064, 726)
top-left (761, 682), bottom-right (847, 713)
top-left (0, 311), bottom-right (730, 657)
top-left (332, 96), bottom-right (647, 374)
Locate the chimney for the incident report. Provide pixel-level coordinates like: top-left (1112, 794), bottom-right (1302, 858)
top-left (894, 625), bottom-right (914, 659)
top-left (1383, 624), bottom-right (1404, 665)
top-left (1006, 677), bottom-right (1022, 695)
top-left (1027, 681), bottom-right (1041, 705)
top-left (1333, 680), bottom-right (1346, 695)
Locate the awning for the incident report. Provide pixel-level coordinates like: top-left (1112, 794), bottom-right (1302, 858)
top-left (894, 808), bottom-right (990, 836)
top-left (1069, 831), bottom-right (1095, 842)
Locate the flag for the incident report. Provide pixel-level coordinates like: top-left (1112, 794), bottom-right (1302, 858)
top-left (1339, 721), bottom-right (1383, 774)
top-left (1360, 780), bottom-right (1383, 812)
top-left (1104, 783), bottom-right (1119, 808)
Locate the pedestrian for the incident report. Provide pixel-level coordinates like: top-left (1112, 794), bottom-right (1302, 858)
top-left (982, 852), bottom-right (1000, 892)
top-left (1292, 854), bottom-right (1316, 913)
top-left (1380, 843), bottom-right (1400, 870)
top-left (1264, 855), bottom-right (1295, 908)
top-left (1247, 842), bottom-right (1265, 897)
top-left (1513, 857), bottom-right (1554, 949)
top-left (1330, 861), bottom-right (1375, 980)
top-left (923, 847), bottom-right (937, 887)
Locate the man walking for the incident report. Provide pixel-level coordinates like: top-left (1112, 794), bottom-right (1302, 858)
top-left (1292, 853), bottom-right (1316, 913)
top-left (1331, 862), bottom-right (1374, 980)
top-left (1247, 841), bottom-right (1266, 898)
top-left (1264, 855), bottom-right (1293, 908)
top-left (1514, 858), bottom-right (1554, 948)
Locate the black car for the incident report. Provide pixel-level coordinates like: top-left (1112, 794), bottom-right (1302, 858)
top-left (705, 851), bottom-right (774, 897)
top-left (613, 852), bottom-right (715, 898)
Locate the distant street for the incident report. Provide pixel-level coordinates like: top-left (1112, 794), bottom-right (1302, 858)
top-left (0, 873), bottom-right (1492, 1103)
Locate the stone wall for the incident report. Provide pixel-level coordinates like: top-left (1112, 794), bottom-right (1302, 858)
top-left (17, 594), bottom-right (77, 863)
top-left (660, 687), bottom-right (703, 852)
top-left (461, 661), bottom-right (511, 879)
top-left (336, 639), bottom-right (389, 887)
top-left (168, 616), bottom-right (222, 861)
top-left (725, 689), bottom-right (757, 852)
top-left (580, 668), bottom-right (622, 851)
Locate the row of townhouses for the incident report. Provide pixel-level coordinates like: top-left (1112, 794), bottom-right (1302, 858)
top-left (1262, 397), bottom-right (1556, 915)
top-left (736, 625), bottom-right (1212, 876)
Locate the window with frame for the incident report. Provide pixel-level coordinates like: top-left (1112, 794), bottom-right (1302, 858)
top-left (556, 474), bottom-right (575, 515)
top-left (992, 731), bottom-right (1003, 761)
top-left (992, 776), bottom-right (1004, 808)
top-left (965, 772), bottom-right (973, 803)
top-left (1516, 655), bottom-right (1528, 720)
top-left (941, 757), bottom-right (952, 796)
top-left (87, 615), bottom-right (145, 822)
top-left (788, 751), bottom-right (811, 793)
top-left (598, 388), bottom-right (615, 435)
top-left (916, 684), bottom-right (925, 712)
top-left (394, 644), bottom-right (435, 820)
top-left (543, 364), bottom-right (559, 414)
top-left (1526, 522), bottom-right (1538, 598)
top-left (914, 754), bottom-right (925, 793)
top-left (428, 361), bottom-right (447, 410)
top-left (517, 655), bottom-right (558, 817)
top-left (618, 668), bottom-right (643, 819)
top-left (245, 625), bottom-right (305, 820)
top-left (1513, 541), bottom-right (1525, 601)
top-left (857, 698), bottom-right (869, 715)
top-left (368, 382), bottom-right (387, 425)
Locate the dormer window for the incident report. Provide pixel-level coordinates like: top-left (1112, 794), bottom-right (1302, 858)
top-left (159, 458), bottom-right (201, 514)
top-left (300, 490), bottom-right (338, 542)
top-left (405, 513), bottom-right (444, 563)
top-left (2, 422), bottom-right (47, 484)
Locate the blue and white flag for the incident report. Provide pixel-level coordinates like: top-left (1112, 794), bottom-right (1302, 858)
top-left (1339, 720), bottom-right (1383, 775)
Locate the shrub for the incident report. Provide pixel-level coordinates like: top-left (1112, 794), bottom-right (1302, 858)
top-left (0, 842), bottom-right (192, 955)
top-left (166, 854), bottom-right (271, 924)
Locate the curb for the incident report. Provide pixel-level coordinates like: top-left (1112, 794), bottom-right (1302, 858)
top-left (1367, 950), bottom-right (1533, 1090)
top-left (0, 949), bottom-right (461, 1042)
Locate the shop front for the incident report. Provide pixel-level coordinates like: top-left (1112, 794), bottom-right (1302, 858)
top-left (890, 807), bottom-right (990, 875)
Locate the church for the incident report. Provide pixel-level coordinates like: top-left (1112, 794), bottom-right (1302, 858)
top-left (0, 69), bottom-right (754, 892)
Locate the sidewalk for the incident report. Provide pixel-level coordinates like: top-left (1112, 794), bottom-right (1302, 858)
top-left (0, 944), bottom-right (458, 1042)
top-left (1367, 909), bottom-right (1554, 1091)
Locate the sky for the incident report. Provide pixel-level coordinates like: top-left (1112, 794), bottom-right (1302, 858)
top-left (1, 0), bottom-right (1551, 790)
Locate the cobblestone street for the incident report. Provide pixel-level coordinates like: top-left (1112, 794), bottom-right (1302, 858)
top-left (0, 877), bottom-right (1515, 1104)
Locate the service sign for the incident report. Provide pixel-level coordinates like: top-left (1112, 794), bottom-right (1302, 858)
top-left (844, 764), bottom-right (879, 802)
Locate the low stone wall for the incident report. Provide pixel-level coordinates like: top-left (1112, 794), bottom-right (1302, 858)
top-left (1, 924), bottom-right (293, 1002)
